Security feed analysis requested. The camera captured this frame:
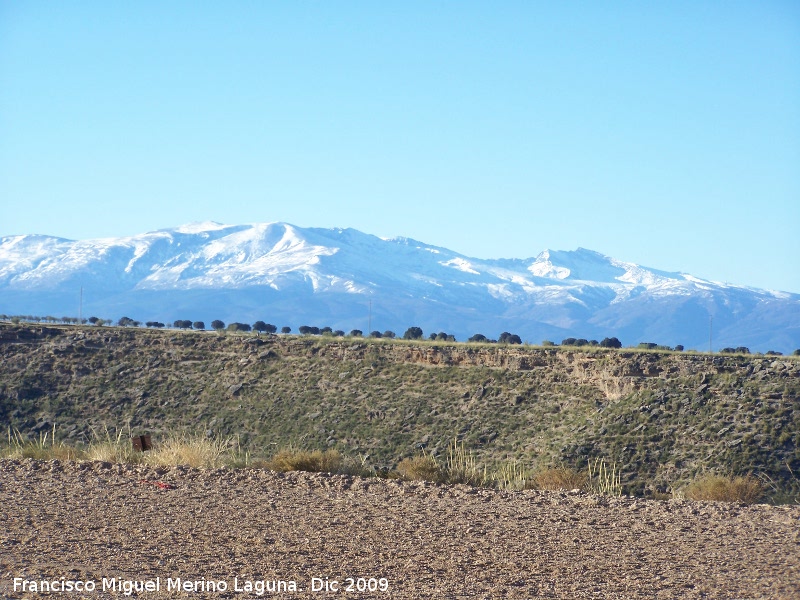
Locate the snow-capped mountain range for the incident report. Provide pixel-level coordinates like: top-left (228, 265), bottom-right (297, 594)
top-left (1, 221), bottom-right (798, 353)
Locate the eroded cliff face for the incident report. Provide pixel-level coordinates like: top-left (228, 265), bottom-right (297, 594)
top-left (280, 336), bottom-right (798, 398)
top-left (1, 324), bottom-right (798, 495)
top-left (3, 322), bottom-right (795, 373)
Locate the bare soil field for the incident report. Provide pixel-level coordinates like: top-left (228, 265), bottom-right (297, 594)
top-left (1, 459), bottom-right (798, 599)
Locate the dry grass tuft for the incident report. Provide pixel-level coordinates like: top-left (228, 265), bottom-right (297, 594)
top-left (394, 440), bottom-right (490, 485)
top-left (493, 460), bottom-right (529, 490)
top-left (586, 458), bottom-right (622, 496)
top-left (395, 454), bottom-right (442, 482)
top-left (444, 439), bottom-right (488, 487)
top-left (3, 426), bottom-right (81, 461)
top-left (683, 474), bottom-right (764, 504)
top-left (531, 466), bottom-right (587, 491)
top-left (143, 433), bottom-right (235, 469)
top-left (267, 448), bottom-right (343, 473)
top-left (84, 427), bottom-right (143, 464)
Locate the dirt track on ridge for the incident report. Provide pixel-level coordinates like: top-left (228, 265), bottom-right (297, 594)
top-left (1, 459), bottom-right (798, 599)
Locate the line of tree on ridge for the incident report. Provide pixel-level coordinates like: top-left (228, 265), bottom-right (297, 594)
top-left (0, 313), bottom-right (796, 356)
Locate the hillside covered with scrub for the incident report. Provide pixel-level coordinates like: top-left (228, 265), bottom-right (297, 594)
top-left (1, 323), bottom-right (798, 499)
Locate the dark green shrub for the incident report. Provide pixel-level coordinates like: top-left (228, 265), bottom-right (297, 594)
top-left (403, 327), bottom-right (423, 340)
top-left (498, 332), bottom-right (522, 344)
top-left (600, 337), bottom-right (622, 348)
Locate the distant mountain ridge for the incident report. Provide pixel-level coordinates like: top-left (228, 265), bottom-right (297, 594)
top-left (1, 222), bottom-right (798, 353)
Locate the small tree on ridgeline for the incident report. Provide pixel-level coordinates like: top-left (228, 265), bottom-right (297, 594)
top-left (600, 337), bottom-right (622, 348)
top-left (281, 326), bottom-right (291, 334)
top-left (382, 330), bottom-right (396, 339)
top-left (193, 321), bottom-right (205, 330)
top-left (211, 320), bottom-right (225, 331)
top-left (403, 326), bottom-right (423, 340)
top-left (498, 332), bottom-right (522, 345)
top-left (431, 331), bottom-right (455, 341)
top-left (350, 329), bottom-right (363, 337)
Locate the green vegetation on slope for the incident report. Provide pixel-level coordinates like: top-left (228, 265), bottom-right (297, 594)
top-left (1, 323), bottom-right (798, 499)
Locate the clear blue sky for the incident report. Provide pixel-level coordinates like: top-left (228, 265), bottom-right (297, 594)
top-left (2, 2), bottom-right (799, 292)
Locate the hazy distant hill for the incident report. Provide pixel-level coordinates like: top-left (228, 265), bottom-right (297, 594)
top-left (1, 221), bottom-right (798, 352)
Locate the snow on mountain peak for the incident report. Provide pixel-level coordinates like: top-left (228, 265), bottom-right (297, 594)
top-left (528, 250), bottom-right (571, 279)
top-left (528, 248), bottom-right (621, 281)
top-left (441, 257), bottom-right (481, 275)
top-left (172, 221), bottom-right (230, 234)
top-left (1, 221), bottom-right (798, 352)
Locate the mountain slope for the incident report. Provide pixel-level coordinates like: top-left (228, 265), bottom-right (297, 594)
top-left (1, 222), bottom-right (797, 352)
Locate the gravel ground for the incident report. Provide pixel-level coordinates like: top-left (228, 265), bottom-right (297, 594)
top-left (1, 459), bottom-right (798, 599)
